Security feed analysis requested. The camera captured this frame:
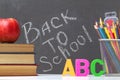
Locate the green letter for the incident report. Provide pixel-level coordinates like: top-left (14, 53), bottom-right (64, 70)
top-left (90, 59), bottom-right (104, 76)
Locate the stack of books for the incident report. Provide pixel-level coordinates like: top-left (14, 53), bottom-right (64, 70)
top-left (0, 44), bottom-right (37, 76)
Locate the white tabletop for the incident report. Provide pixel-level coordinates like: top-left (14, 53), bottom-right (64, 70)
top-left (0, 75), bottom-right (120, 80)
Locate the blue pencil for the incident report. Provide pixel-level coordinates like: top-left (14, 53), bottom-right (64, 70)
top-left (101, 40), bottom-right (117, 73)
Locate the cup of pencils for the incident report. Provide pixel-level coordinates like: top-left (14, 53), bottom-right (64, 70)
top-left (94, 17), bottom-right (120, 75)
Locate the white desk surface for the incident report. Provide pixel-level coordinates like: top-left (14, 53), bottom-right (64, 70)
top-left (0, 75), bottom-right (120, 80)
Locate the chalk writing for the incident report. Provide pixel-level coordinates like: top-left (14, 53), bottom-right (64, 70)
top-left (70, 41), bottom-right (79, 53)
top-left (82, 25), bottom-right (92, 42)
top-left (51, 17), bottom-right (63, 29)
top-left (22, 9), bottom-right (77, 44)
top-left (22, 22), bottom-right (40, 44)
top-left (40, 56), bottom-right (53, 72)
top-left (42, 38), bottom-right (56, 53)
top-left (77, 35), bottom-right (86, 46)
top-left (58, 46), bottom-right (71, 59)
top-left (42, 21), bottom-right (51, 36)
top-left (22, 9), bottom-right (93, 72)
top-left (40, 56), bottom-right (62, 72)
top-left (61, 9), bottom-right (77, 24)
top-left (56, 31), bottom-right (68, 46)
top-left (53, 56), bottom-right (62, 64)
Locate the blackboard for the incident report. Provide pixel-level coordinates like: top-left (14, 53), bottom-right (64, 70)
top-left (0, 0), bottom-right (120, 74)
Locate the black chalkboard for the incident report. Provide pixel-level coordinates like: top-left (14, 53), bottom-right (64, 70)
top-left (0, 0), bottom-right (120, 74)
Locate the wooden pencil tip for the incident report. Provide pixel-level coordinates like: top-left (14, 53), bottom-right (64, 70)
top-left (94, 25), bottom-right (98, 29)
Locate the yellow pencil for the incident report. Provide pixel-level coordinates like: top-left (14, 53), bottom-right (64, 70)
top-left (104, 27), bottom-right (111, 39)
top-left (99, 17), bottom-right (103, 28)
top-left (104, 59), bottom-right (109, 74)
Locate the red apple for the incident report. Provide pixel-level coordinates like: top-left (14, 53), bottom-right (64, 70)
top-left (0, 18), bottom-right (20, 43)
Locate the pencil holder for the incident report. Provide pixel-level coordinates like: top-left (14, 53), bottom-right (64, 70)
top-left (99, 39), bottom-right (120, 75)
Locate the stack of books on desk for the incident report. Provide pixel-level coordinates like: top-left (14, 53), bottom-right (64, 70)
top-left (0, 44), bottom-right (37, 76)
